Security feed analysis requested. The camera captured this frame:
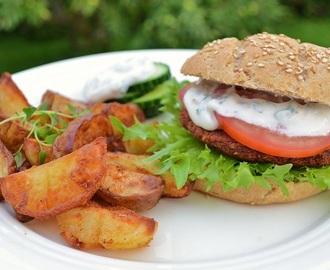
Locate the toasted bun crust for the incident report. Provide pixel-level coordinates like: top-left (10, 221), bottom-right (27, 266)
top-left (181, 32), bottom-right (330, 106)
top-left (193, 180), bottom-right (323, 204)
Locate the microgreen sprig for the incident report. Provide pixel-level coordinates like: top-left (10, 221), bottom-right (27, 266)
top-left (0, 102), bottom-right (90, 166)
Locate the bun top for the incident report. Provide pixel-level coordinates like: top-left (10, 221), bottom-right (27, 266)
top-left (181, 32), bottom-right (330, 106)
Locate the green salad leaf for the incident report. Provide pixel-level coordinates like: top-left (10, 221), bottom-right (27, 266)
top-left (111, 78), bottom-right (330, 195)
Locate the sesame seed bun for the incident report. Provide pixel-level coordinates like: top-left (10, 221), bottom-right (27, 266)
top-left (181, 32), bottom-right (330, 106)
top-left (193, 179), bottom-right (323, 204)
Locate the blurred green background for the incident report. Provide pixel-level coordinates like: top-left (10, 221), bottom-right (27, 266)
top-left (1, 0), bottom-right (329, 74)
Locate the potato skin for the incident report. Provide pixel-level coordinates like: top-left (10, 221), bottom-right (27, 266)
top-left (57, 201), bottom-right (158, 250)
top-left (52, 113), bottom-right (112, 158)
top-left (41, 90), bottom-right (89, 115)
top-left (0, 116), bottom-right (29, 153)
top-left (0, 137), bottom-right (107, 220)
top-left (0, 72), bottom-right (30, 118)
top-left (98, 155), bottom-right (165, 212)
top-left (91, 102), bottom-right (145, 133)
top-left (23, 138), bottom-right (53, 166)
top-left (106, 152), bottom-right (193, 198)
top-left (0, 140), bottom-right (16, 200)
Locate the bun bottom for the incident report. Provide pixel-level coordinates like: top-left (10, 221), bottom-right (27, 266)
top-left (193, 180), bottom-right (323, 204)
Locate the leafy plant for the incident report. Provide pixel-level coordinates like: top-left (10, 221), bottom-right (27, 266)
top-left (0, 0), bottom-right (51, 31)
top-left (0, 0), bottom-right (289, 52)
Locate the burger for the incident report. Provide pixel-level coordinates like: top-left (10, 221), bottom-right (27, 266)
top-left (178, 32), bottom-right (330, 204)
top-left (115, 32), bottom-right (330, 204)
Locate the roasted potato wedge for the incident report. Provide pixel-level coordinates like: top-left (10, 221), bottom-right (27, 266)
top-left (14, 210), bottom-right (34, 223)
top-left (123, 137), bottom-right (155, 155)
top-left (0, 137), bottom-right (107, 220)
top-left (40, 90), bottom-right (90, 129)
top-left (23, 138), bottom-right (53, 166)
top-left (98, 154), bottom-right (165, 212)
top-left (91, 102), bottom-right (145, 135)
top-left (0, 140), bottom-right (16, 200)
top-left (52, 113), bottom-right (112, 158)
top-left (160, 170), bottom-right (194, 198)
top-left (91, 102), bottom-right (147, 152)
top-left (0, 116), bottom-right (30, 153)
top-left (57, 201), bottom-right (158, 250)
top-left (0, 72), bottom-right (30, 118)
top-left (106, 152), bottom-right (193, 198)
top-left (41, 90), bottom-right (90, 115)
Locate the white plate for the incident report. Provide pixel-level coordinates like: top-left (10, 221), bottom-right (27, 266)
top-left (1, 49), bottom-right (329, 270)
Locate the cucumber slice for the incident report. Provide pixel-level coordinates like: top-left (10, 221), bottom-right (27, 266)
top-left (108, 62), bottom-right (171, 103)
top-left (132, 79), bottom-right (170, 118)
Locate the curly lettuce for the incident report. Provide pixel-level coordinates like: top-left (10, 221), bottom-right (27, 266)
top-left (111, 77), bottom-right (330, 196)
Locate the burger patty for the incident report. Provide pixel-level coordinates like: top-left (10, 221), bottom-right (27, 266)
top-left (180, 109), bottom-right (330, 167)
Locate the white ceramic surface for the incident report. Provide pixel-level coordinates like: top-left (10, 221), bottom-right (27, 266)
top-left (0, 49), bottom-right (328, 270)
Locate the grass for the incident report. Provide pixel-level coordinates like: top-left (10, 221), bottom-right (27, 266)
top-left (1, 17), bottom-right (330, 74)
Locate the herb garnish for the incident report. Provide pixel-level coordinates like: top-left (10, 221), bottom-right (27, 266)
top-left (0, 102), bottom-right (90, 166)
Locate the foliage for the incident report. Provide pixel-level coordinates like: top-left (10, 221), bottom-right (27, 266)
top-left (1, 0), bottom-right (329, 73)
top-left (0, 0), bottom-right (50, 30)
top-left (0, 0), bottom-right (289, 52)
top-left (280, 0), bottom-right (329, 17)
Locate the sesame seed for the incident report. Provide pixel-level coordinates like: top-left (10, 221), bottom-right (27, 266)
top-left (263, 52), bottom-right (268, 56)
top-left (257, 63), bottom-right (265, 67)
top-left (286, 68), bottom-right (293, 73)
top-left (322, 58), bottom-right (328, 63)
top-left (277, 61), bottom-right (284, 66)
top-left (298, 75), bottom-right (304, 80)
top-left (289, 55), bottom-right (295, 60)
top-left (297, 67), bottom-right (303, 74)
top-left (247, 62), bottom-right (253, 67)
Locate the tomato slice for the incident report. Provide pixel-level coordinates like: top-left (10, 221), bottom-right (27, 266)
top-left (178, 83), bottom-right (192, 105)
top-left (216, 114), bottom-right (330, 158)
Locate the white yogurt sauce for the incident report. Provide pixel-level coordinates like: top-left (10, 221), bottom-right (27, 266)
top-left (183, 80), bottom-right (330, 137)
top-left (83, 58), bottom-right (157, 104)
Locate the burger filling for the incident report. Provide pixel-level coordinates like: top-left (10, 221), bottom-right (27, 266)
top-left (180, 80), bottom-right (330, 158)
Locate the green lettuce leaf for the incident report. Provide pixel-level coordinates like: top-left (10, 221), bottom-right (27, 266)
top-left (110, 78), bottom-right (330, 195)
